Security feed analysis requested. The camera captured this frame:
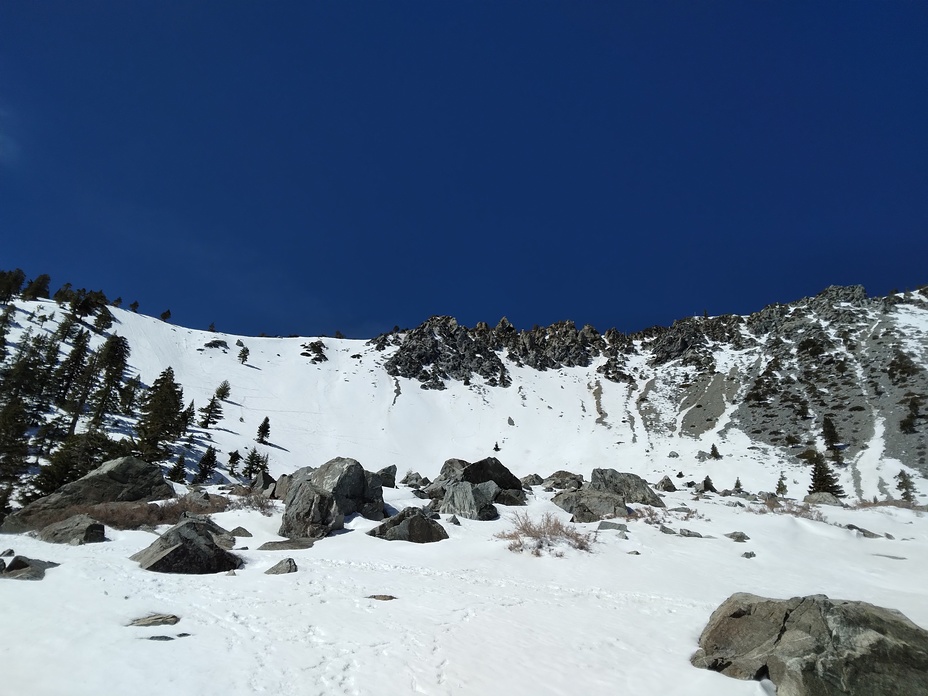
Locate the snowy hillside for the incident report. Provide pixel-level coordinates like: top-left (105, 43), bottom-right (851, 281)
top-left (1, 287), bottom-right (927, 696)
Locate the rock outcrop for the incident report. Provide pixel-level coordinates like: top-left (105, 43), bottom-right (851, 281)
top-left (1, 555), bottom-right (60, 581)
top-left (1, 456), bottom-right (174, 533)
top-left (367, 507), bottom-right (449, 543)
top-left (551, 469), bottom-right (663, 522)
top-left (691, 593), bottom-right (928, 696)
top-left (130, 518), bottom-right (242, 574)
top-left (37, 514), bottom-right (106, 545)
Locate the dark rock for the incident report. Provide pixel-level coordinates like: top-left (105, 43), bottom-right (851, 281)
top-left (521, 474), bottom-right (544, 487)
top-left (447, 514), bottom-right (461, 526)
top-left (551, 489), bottom-right (628, 522)
top-left (679, 528), bottom-right (703, 538)
top-left (129, 614), bottom-right (180, 627)
top-left (494, 488), bottom-right (527, 506)
top-left (258, 539), bottom-right (315, 551)
top-left (273, 474), bottom-right (292, 501)
top-left (306, 457), bottom-right (384, 520)
top-left (597, 520), bottom-right (628, 532)
top-left (847, 524), bottom-right (882, 539)
top-left (588, 469), bottom-right (665, 507)
top-left (130, 518), bottom-right (242, 574)
top-left (439, 482), bottom-right (498, 521)
top-left (1, 456), bottom-right (174, 533)
top-left (367, 594), bottom-right (397, 601)
top-left (2, 555), bottom-right (60, 580)
top-left (400, 470), bottom-right (425, 488)
top-left (691, 593), bottom-right (928, 696)
top-left (659, 524), bottom-right (677, 535)
top-left (278, 483), bottom-right (343, 539)
top-left (37, 514), bottom-right (106, 545)
top-left (367, 506), bottom-right (449, 543)
top-left (742, 551), bottom-right (756, 559)
top-left (627, 550), bottom-right (641, 555)
top-left (655, 476), bottom-right (677, 492)
top-left (376, 465), bottom-right (397, 488)
top-left (252, 471), bottom-right (276, 494)
top-left (148, 635), bottom-right (174, 641)
top-left (543, 470), bottom-right (584, 489)
top-left (0, 548), bottom-right (12, 557)
top-left (265, 558), bottom-right (298, 575)
top-left (725, 531), bottom-right (750, 543)
top-left (460, 457), bottom-right (522, 492)
top-left (230, 526), bottom-right (252, 538)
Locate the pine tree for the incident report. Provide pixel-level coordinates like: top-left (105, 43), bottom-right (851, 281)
top-left (136, 367), bottom-right (185, 460)
top-left (256, 416), bottom-right (270, 444)
top-left (0, 396), bottom-right (30, 495)
top-left (822, 415), bottom-right (840, 449)
top-left (710, 444), bottom-right (722, 460)
top-left (119, 374), bottom-right (142, 416)
top-left (0, 268), bottom-right (26, 303)
top-left (65, 351), bottom-right (100, 436)
top-left (198, 396), bottom-right (223, 428)
top-left (92, 306), bottom-right (115, 334)
top-left (214, 380), bottom-right (231, 401)
top-left (807, 451), bottom-right (845, 497)
top-left (238, 346), bottom-right (250, 364)
top-left (181, 400), bottom-right (196, 434)
top-left (167, 453), bottom-right (187, 483)
top-left (53, 282), bottom-right (75, 306)
top-left (895, 470), bottom-right (917, 504)
top-left (129, 301), bottom-right (139, 313)
top-left (160, 309), bottom-right (171, 322)
top-left (733, 477), bottom-right (743, 492)
top-left (21, 273), bottom-right (51, 300)
top-left (702, 475), bottom-right (716, 493)
top-left (26, 431), bottom-right (125, 500)
top-left (88, 335), bottom-right (130, 428)
top-left (192, 446), bottom-right (218, 484)
top-left (227, 449), bottom-right (242, 477)
top-left (208, 322), bottom-right (216, 332)
top-left (775, 472), bottom-right (788, 497)
top-left (242, 446), bottom-right (269, 478)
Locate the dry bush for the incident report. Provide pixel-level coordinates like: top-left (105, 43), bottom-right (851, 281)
top-left (495, 511), bottom-right (593, 556)
top-left (748, 500), bottom-right (825, 522)
top-left (38, 495), bottom-right (230, 531)
top-left (227, 491), bottom-right (277, 516)
top-left (851, 498), bottom-right (919, 511)
top-left (627, 505), bottom-right (664, 524)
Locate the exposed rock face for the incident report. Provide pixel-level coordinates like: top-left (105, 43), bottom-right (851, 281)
top-left (308, 457), bottom-right (385, 520)
top-left (439, 482), bottom-right (498, 521)
top-left (265, 558), bottom-right (298, 575)
top-left (37, 514), bottom-right (106, 545)
top-left (543, 470), bottom-right (584, 490)
top-left (376, 465), bottom-right (397, 488)
top-left (1, 456), bottom-right (174, 533)
top-left (252, 471), bottom-right (276, 494)
top-left (655, 476), bottom-right (677, 492)
top-left (130, 518), bottom-right (242, 574)
top-left (367, 507), bottom-right (449, 543)
top-left (588, 469), bottom-right (665, 507)
top-left (691, 593), bottom-right (928, 696)
top-left (551, 489), bottom-right (628, 523)
top-left (1, 556), bottom-right (60, 581)
top-left (278, 485), bottom-right (343, 540)
top-left (461, 457), bottom-right (523, 493)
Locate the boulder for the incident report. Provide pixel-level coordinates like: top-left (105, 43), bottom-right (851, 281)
top-left (543, 470), bottom-right (584, 490)
top-left (521, 474), bottom-right (544, 487)
top-left (376, 465), bottom-right (397, 489)
top-left (597, 520), bottom-right (628, 532)
top-left (367, 507), bottom-right (449, 543)
top-left (460, 457), bottom-right (522, 492)
top-left (589, 469), bottom-right (665, 507)
top-left (400, 470), bottom-right (426, 488)
top-left (691, 593), bottom-right (928, 696)
top-left (230, 526), bottom-right (252, 538)
top-left (278, 483), bottom-right (343, 539)
top-left (129, 614), bottom-right (180, 627)
top-left (551, 489), bottom-right (628, 522)
top-left (439, 482), bottom-right (498, 521)
top-left (274, 474), bottom-right (292, 501)
top-left (804, 492), bottom-right (844, 507)
top-left (679, 528), bottom-right (703, 538)
top-left (655, 476), bottom-right (677, 492)
top-left (265, 558), bottom-right (298, 575)
top-left (130, 518), bottom-right (242, 574)
top-left (258, 538), bottom-right (315, 551)
top-left (37, 514), bottom-right (106, 545)
top-left (308, 457), bottom-right (384, 520)
top-left (725, 531), bottom-right (750, 543)
top-left (428, 457), bottom-right (525, 507)
top-left (1, 555), bottom-right (60, 581)
top-left (252, 471), bottom-right (276, 494)
top-left (1, 456), bottom-right (174, 533)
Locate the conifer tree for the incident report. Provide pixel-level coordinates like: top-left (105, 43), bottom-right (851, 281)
top-left (702, 475), bottom-right (716, 493)
top-left (119, 374), bottom-right (142, 416)
top-left (198, 396), bottom-right (224, 428)
top-left (129, 301), bottom-right (139, 313)
top-left (21, 273), bottom-right (51, 300)
top-left (53, 329), bottom-right (91, 407)
top-left (136, 367), bottom-right (185, 460)
top-left (167, 453), bottom-right (187, 483)
top-left (775, 472), bottom-right (788, 497)
top-left (92, 306), bottom-right (115, 334)
top-left (160, 309), bottom-right (171, 322)
top-left (238, 346), bottom-right (250, 364)
top-left (242, 446), bottom-right (269, 478)
top-left (88, 335), bottom-right (130, 428)
top-left (0, 268), bottom-right (26, 303)
top-left (822, 415), bottom-right (840, 449)
top-left (65, 352), bottom-right (100, 436)
top-left (181, 400), bottom-right (196, 434)
top-left (710, 444), bottom-right (722, 460)
top-left (227, 449), bottom-right (242, 477)
top-left (895, 470), bottom-right (917, 504)
top-left (256, 416), bottom-right (270, 444)
top-left (53, 282), bottom-right (75, 306)
top-left (214, 380), bottom-right (231, 401)
top-left (733, 477), bottom-right (742, 492)
top-left (192, 446), bottom-right (218, 484)
top-left (807, 451), bottom-right (845, 497)
top-left (0, 396), bottom-right (30, 495)
top-left (27, 431), bottom-right (125, 500)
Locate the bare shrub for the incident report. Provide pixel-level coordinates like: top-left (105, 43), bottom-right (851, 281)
top-left (228, 492), bottom-right (277, 516)
top-left (852, 498), bottom-right (918, 511)
top-left (628, 506), bottom-right (663, 524)
top-left (747, 500), bottom-right (825, 522)
top-left (495, 511), bottom-right (593, 556)
top-left (39, 495), bottom-right (230, 530)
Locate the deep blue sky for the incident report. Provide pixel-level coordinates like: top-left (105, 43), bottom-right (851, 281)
top-left (1, 2), bottom-right (926, 338)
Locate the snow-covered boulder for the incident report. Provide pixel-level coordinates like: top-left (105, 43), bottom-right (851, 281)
top-left (130, 517), bottom-right (241, 574)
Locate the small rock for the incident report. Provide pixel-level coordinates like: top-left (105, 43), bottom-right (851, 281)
top-left (627, 550), bottom-right (641, 555)
top-left (1, 555), bottom-right (60, 581)
top-left (447, 515), bottom-right (461, 526)
top-left (38, 514), bottom-right (106, 545)
top-left (230, 526), bottom-right (253, 538)
top-left (258, 538), bottom-right (315, 551)
top-left (659, 525), bottom-right (677, 535)
top-left (148, 635), bottom-right (174, 641)
top-left (0, 548), bottom-right (13, 557)
top-left (742, 551), bottom-right (756, 559)
top-left (367, 594), bottom-right (397, 601)
top-left (226, 569), bottom-right (236, 576)
top-left (725, 531), bottom-right (750, 543)
top-left (597, 520), bottom-right (628, 532)
top-left (885, 533), bottom-right (895, 540)
top-left (129, 614), bottom-right (180, 627)
top-left (655, 476), bottom-right (677, 492)
top-left (679, 528), bottom-right (703, 538)
top-left (265, 558), bottom-right (298, 575)
top-left (846, 524), bottom-right (881, 539)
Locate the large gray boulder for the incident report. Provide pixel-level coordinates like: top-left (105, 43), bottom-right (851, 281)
top-left (130, 518), bottom-right (242, 574)
top-left (278, 484), bottom-right (343, 539)
top-left (367, 507), bottom-right (449, 543)
top-left (376, 465), bottom-right (397, 489)
top-left (588, 469), bottom-right (665, 507)
top-left (38, 514), bottom-right (106, 545)
top-left (1, 456), bottom-right (174, 533)
top-left (1, 556), bottom-right (60, 581)
top-left (691, 593), bottom-right (928, 696)
top-left (308, 457), bottom-right (385, 520)
top-left (551, 489), bottom-right (629, 522)
top-left (461, 457), bottom-right (522, 491)
top-left (439, 482), bottom-right (499, 521)
top-left (427, 457), bottom-right (525, 507)
top-left (804, 492), bottom-right (844, 507)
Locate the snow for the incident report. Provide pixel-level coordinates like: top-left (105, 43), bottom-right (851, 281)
top-left (1, 300), bottom-right (927, 695)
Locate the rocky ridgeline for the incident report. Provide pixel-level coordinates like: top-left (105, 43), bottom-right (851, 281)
top-left (371, 286), bottom-right (928, 478)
